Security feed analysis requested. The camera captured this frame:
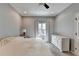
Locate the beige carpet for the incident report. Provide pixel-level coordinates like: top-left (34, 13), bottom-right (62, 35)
top-left (0, 37), bottom-right (53, 56)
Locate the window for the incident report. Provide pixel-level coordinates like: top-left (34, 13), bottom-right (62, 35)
top-left (37, 22), bottom-right (47, 40)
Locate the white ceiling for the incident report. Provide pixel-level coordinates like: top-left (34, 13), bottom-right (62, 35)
top-left (10, 3), bottom-right (72, 16)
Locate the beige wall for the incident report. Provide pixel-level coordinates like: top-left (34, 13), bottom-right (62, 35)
top-left (0, 3), bottom-right (22, 38)
top-left (21, 17), bottom-right (35, 37)
top-left (22, 16), bottom-right (55, 42)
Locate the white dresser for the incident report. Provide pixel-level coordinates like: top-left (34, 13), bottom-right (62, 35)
top-left (51, 35), bottom-right (70, 52)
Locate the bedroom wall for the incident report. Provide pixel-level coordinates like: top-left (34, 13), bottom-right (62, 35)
top-left (21, 16), bottom-right (35, 37)
top-left (54, 3), bottom-right (79, 52)
top-left (22, 16), bottom-right (55, 40)
top-left (54, 4), bottom-right (74, 38)
top-left (0, 3), bottom-right (22, 38)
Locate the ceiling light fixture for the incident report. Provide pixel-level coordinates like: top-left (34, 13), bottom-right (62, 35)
top-left (24, 11), bottom-right (27, 14)
top-left (44, 3), bottom-right (49, 9)
top-left (39, 3), bottom-right (49, 9)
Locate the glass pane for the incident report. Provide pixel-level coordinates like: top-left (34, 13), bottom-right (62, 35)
top-left (37, 22), bottom-right (47, 41)
top-left (38, 23), bottom-right (42, 29)
top-left (42, 23), bottom-right (46, 29)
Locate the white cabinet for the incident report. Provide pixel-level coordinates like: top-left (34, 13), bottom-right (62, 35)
top-left (51, 35), bottom-right (70, 52)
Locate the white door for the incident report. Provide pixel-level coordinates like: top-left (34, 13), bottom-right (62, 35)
top-left (37, 22), bottom-right (48, 42)
top-left (74, 14), bottom-right (79, 55)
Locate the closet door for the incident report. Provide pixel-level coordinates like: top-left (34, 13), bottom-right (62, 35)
top-left (74, 15), bottom-right (79, 55)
